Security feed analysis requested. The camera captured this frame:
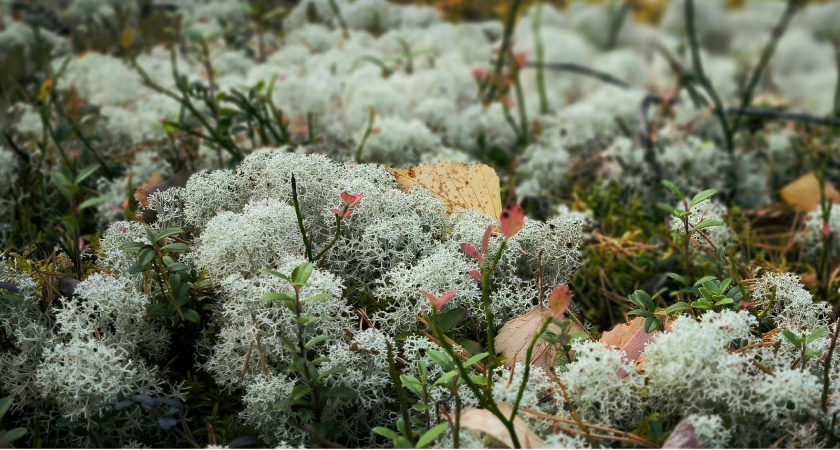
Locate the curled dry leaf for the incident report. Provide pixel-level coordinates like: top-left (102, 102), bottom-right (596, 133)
top-left (134, 172), bottom-right (191, 223)
top-left (779, 172), bottom-right (840, 213)
top-left (495, 306), bottom-right (560, 372)
top-left (386, 162), bottom-right (502, 220)
top-left (599, 317), bottom-right (656, 364)
top-left (457, 402), bottom-right (545, 448)
top-left (600, 316), bottom-right (674, 376)
top-left (662, 419), bottom-right (704, 448)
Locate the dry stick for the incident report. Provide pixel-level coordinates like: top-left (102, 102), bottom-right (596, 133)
top-left (751, 358), bottom-right (776, 377)
top-left (240, 341), bottom-right (254, 381)
top-left (252, 313), bottom-right (270, 381)
top-left (556, 381), bottom-right (595, 447)
top-left (822, 319), bottom-right (840, 412)
top-left (518, 60), bottom-right (840, 129)
top-left (299, 425), bottom-right (346, 449)
top-left (639, 94), bottom-right (665, 182)
top-left (730, 0), bottom-right (799, 133)
top-left (521, 408), bottom-right (657, 447)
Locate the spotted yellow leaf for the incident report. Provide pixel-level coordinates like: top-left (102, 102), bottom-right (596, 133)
top-left (386, 162), bottom-right (502, 220)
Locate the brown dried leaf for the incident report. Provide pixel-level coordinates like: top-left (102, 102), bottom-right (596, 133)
top-left (599, 317), bottom-right (656, 364)
top-left (495, 306), bottom-right (560, 371)
top-left (780, 172), bottom-right (840, 213)
top-left (386, 162), bottom-right (502, 220)
top-left (662, 419), bottom-right (704, 448)
top-left (458, 402), bottom-right (545, 448)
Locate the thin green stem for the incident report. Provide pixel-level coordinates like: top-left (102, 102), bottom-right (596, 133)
top-left (291, 174), bottom-right (313, 261)
top-left (510, 317), bottom-right (552, 418)
top-left (684, 0), bottom-right (736, 199)
top-left (429, 310), bottom-right (522, 448)
top-left (483, 0), bottom-right (524, 104)
top-left (512, 56), bottom-right (529, 146)
top-left (730, 0), bottom-right (799, 133)
top-left (355, 107), bottom-right (376, 164)
top-left (386, 342), bottom-right (416, 444)
top-left (313, 213), bottom-right (344, 263)
top-left (482, 240), bottom-right (508, 396)
top-left (532, 4), bottom-right (548, 115)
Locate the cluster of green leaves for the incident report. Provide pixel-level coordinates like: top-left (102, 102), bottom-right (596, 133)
top-left (0, 397), bottom-right (27, 447)
top-left (120, 227), bottom-right (209, 323)
top-left (375, 352), bottom-right (487, 449)
top-left (261, 262), bottom-right (357, 440)
top-left (782, 327), bottom-right (830, 370)
top-left (133, 47), bottom-right (302, 169)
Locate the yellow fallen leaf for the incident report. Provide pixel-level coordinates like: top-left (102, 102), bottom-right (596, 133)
top-left (495, 306), bottom-right (560, 372)
top-left (780, 172), bottom-right (840, 213)
top-left (386, 162), bottom-right (502, 220)
top-left (457, 402), bottom-right (545, 449)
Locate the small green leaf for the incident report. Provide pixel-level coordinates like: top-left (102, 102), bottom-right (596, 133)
top-left (714, 298), bottom-right (734, 306)
top-left (305, 335), bottom-right (330, 350)
top-left (464, 352), bottom-right (489, 367)
top-left (154, 227), bottom-right (185, 244)
top-left (272, 398), bottom-right (308, 409)
top-left (400, 375), bottom-right (425, 398)
top-left (265, 269), bottom-right (291, 282)
top-left (395, 436), bottom-right (414, 449)
top-left (672, 209), bottom-right (691, 219)
top-left (689, 189), bottom-right (718, 208)
top-left (74, 163), bottom-right (100, 184)
top-left (694, 276), bottom-right (717, 287)
top-left (781, 329), bottom-right (802, 349)
top-left (303, 292), bottom-right (333, 303)
top-left (138, 247), bottom-right (155, 267)
top-left (0, 397), bottom-right (12, 418)
top-left (691, 220), bottom-right (724, 233)
top-left (373, 427), bottom-right (399, 441)
top-left (291, 262), bottom-right (314, 286)
top-left (412, 403), bottom-right (432, 412)
top-left (119, 241), bottom-right (144, 253)
top-left (432, 370), bottom-right (459, 387)
top-left (416, 422), bottom-right (449, 448)
top-left (322, 386), bottom-right (357, 400)
top-left (160, 243), bottom-right (192, 253)
top-left (436, 307), bottom-right (467, 332)
top-left (290, 385), bottom-right (313, 400)
top-left (807, 327), bottom-right (829, 344)
top-left (182, 308), bottom-right (200, 323)
top-left (78, 194), bottom-right (111, 211)
top-left (643, 316), bottom-right (660, 333)
top-left (664, 302), bottom-right (692, 314)
top-left (667, 272), bottom-right (688, 286)
top-left (425, 350), bottom-right (454, 372)
top-left (662, 180), bottom-right (685, 199)
top-left (315, 366), bottom-right (346, 383)
top-left (628, 309), bottom-right (651, 318)
top-left (456, 339), bottom-right (483, 356)
top-left (261, 292), bottom-right (295, 303)
top-left (1, 427), bottom-right (27, 443)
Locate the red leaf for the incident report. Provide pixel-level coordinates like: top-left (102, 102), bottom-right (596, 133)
top-left (481, 225), bottom-right (492, 255)
top-left (421, 290), bottom-right (458, 312)
top-left (548, 285), bottom-right (571, 319)
top-left (500, 203), bottom-right (525, 240)
top-left (460, 243), bottom-right (483, 264)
